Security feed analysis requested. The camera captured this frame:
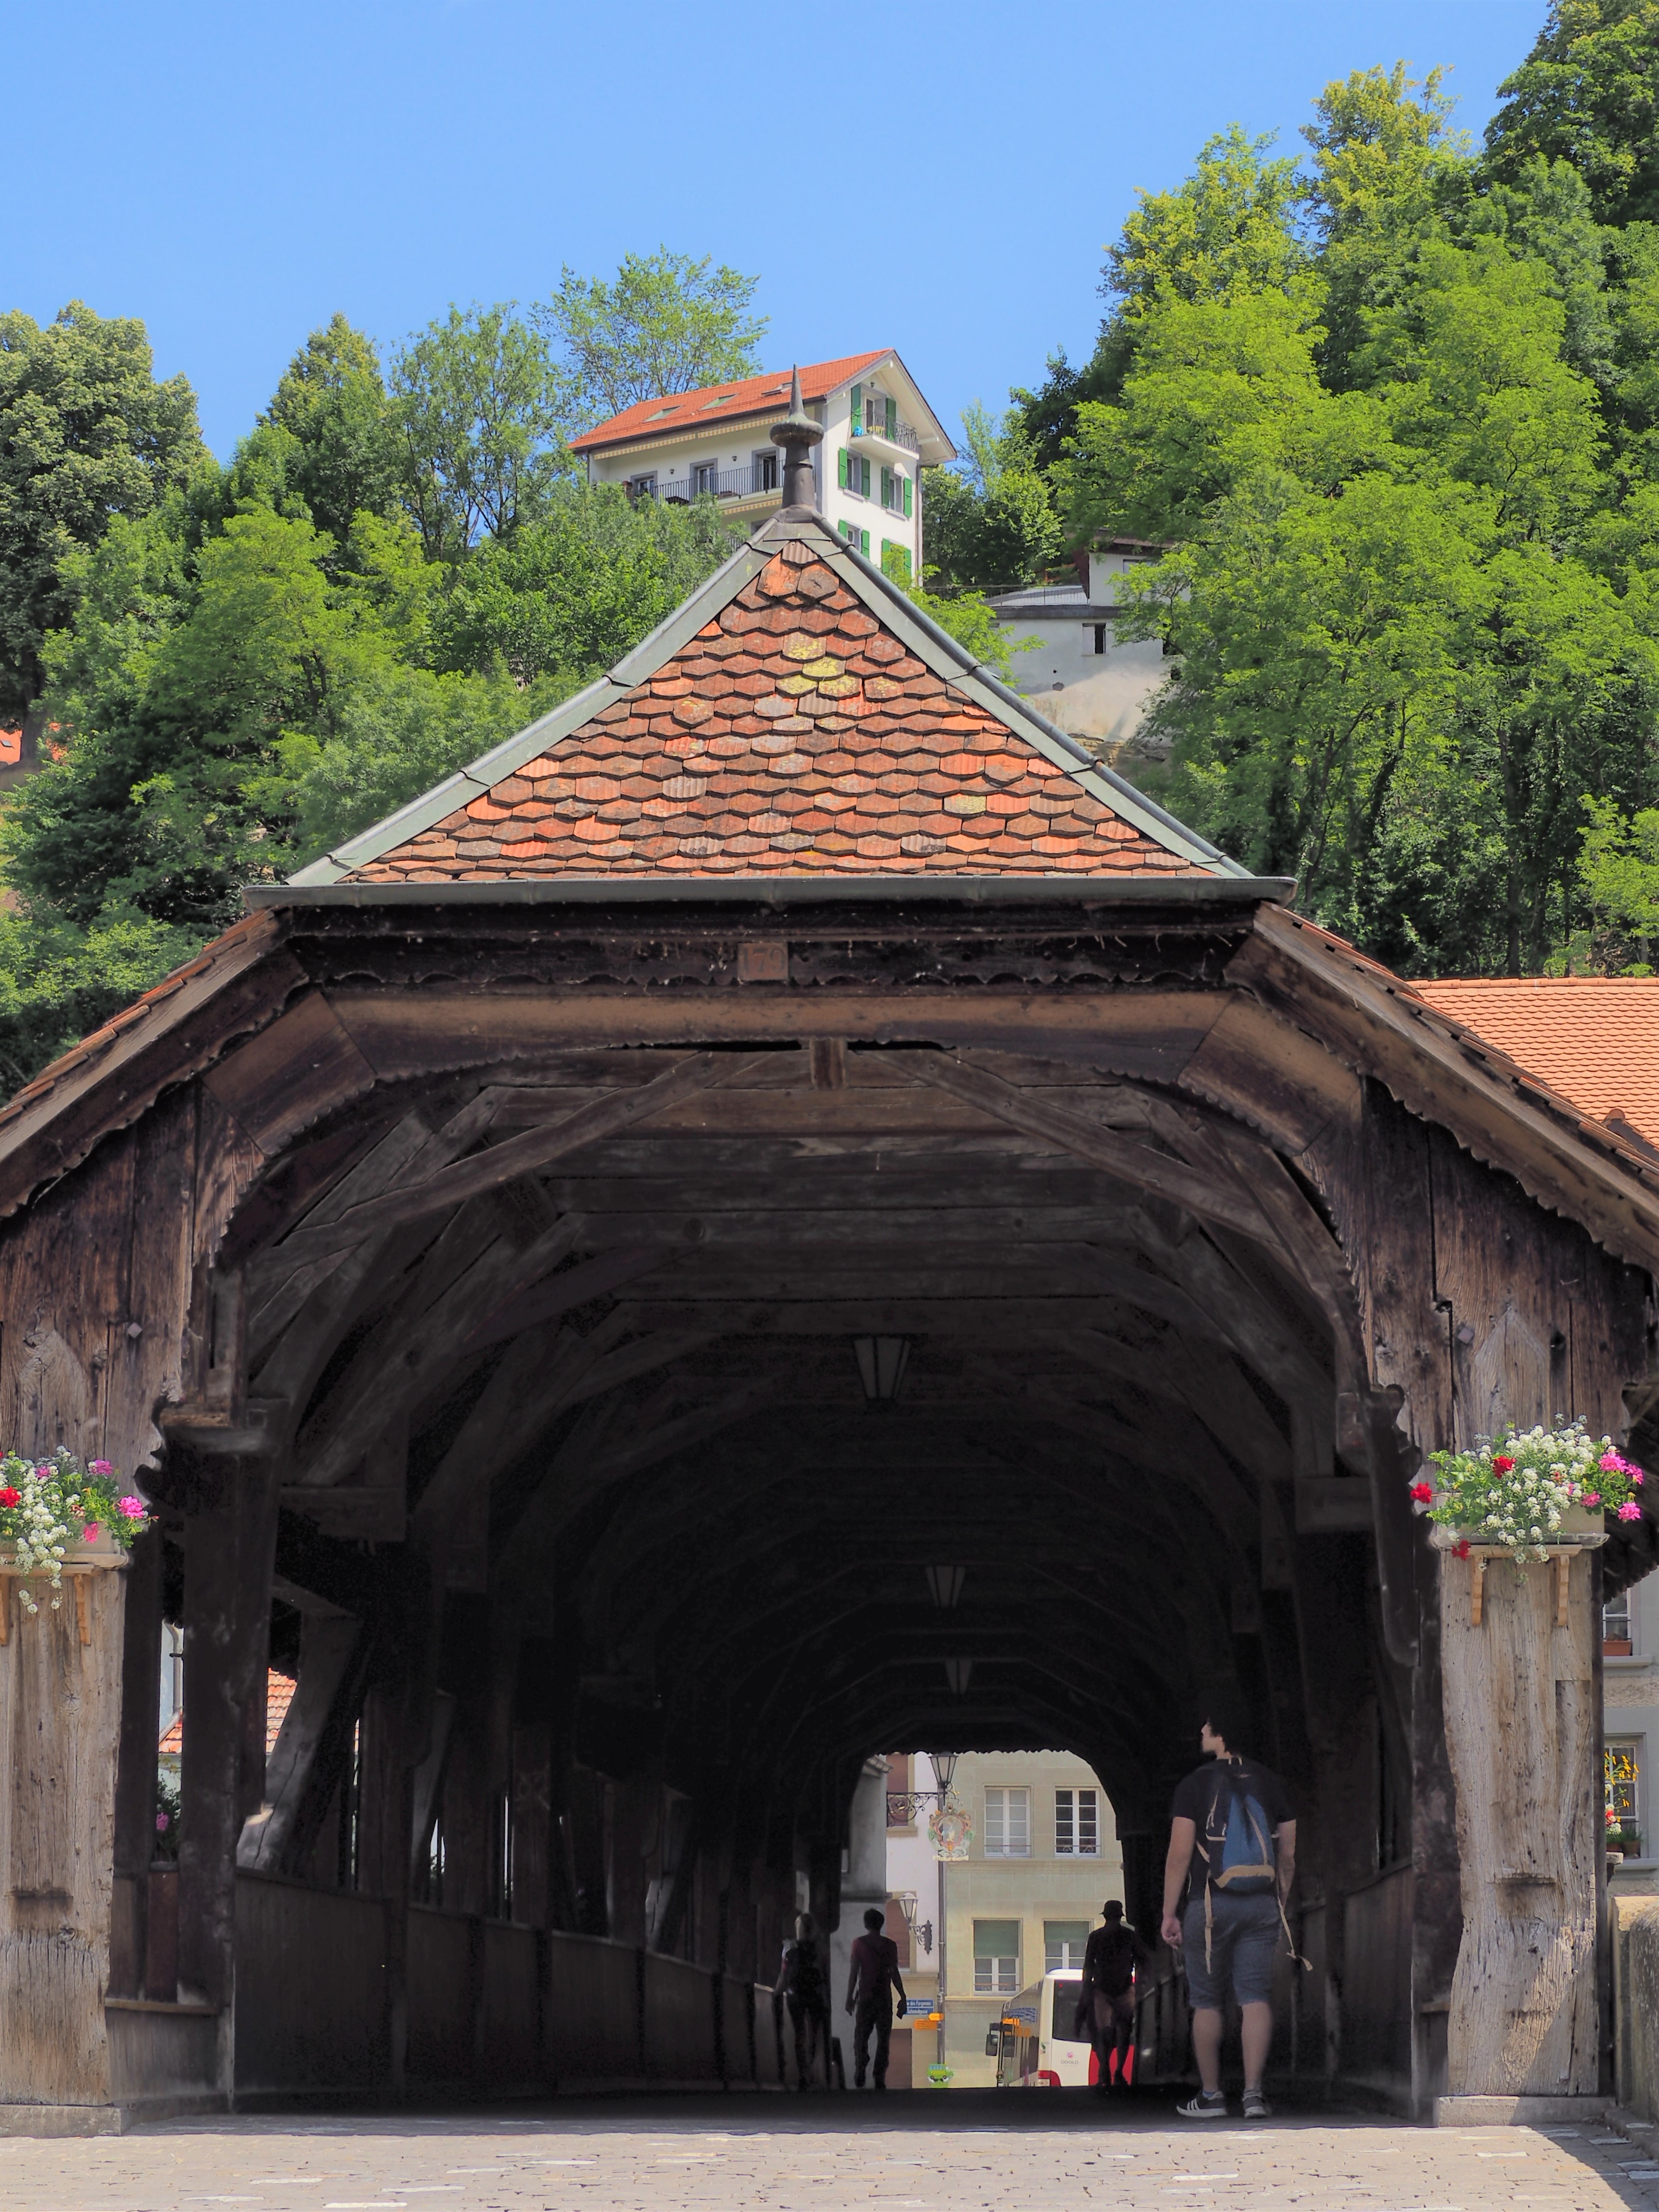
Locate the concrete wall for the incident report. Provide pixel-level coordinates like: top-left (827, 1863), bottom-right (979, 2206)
top-left (1611, 1895), bottom-right (1659, 2118)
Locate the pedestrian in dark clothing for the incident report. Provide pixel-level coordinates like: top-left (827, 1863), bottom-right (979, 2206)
top-left (776, 1912), bottom-right (830, 2089)
top-left (1074, 1900), bottom-right (1152, 2089)
top-left (1161, 1694), bottom-right (1296, 2122)
top-left (845, 1905), bottom-right (908, 2089)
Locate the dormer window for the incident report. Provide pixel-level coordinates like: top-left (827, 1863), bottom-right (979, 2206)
top-left (849, 381), bottom-right (899, 440)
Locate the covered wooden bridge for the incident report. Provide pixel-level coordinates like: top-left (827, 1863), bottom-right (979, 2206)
top-left (1, 494), bottom-right (1657, 2127)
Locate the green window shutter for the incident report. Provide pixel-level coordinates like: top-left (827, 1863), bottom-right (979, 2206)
top-left (885, 394), bottom-right (897, 438)
top-left (838, 448), bottom-right (848, 490)
top-left (903, 475), bottom-right (912, 518)
top-left (860, 456), bottom-right (871, 496)
top-left (850, 383), bottom-right (862, 436)
top-left (881, 465), bottom-right (892, 508)
top-left (860, 528), bottom-right (871, 557)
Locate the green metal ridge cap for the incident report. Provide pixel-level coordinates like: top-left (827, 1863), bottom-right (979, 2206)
top-left (804, 526), bottom-right (1246, 878)
top-left (286, 530), bottom-right (776, 886)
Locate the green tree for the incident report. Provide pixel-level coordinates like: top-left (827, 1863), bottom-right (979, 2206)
top-left (0, 303), bottom-right (200, 759)
top-left (919, 403), bottom-right (1061, 594)
top-left (542, 250), bottom-right (766, 422)
top-left (430, 483), bottom-right (737, 685)
top-left (1486, 0), bottom-right (1659, 226)
top-left (390, 304), bottom-right (575, 563)
top-left (259, 312), bottom-right (403, 546)
top-left (1579, 790), bottom-right (1659, 966)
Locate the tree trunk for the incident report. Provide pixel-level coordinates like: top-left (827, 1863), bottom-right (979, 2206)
top-left (1441, 1543), bottom-right (1599, 2094)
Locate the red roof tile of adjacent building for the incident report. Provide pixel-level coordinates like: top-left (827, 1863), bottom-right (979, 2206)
top-left (300, 520), bottom-right (1237, 886)
top-left (159, 1668), bottom-right (293, 1757)
top-left (1413, 977), bottom-right (1659, 1148)
top-left (569, 352), bottom-right (891, 454)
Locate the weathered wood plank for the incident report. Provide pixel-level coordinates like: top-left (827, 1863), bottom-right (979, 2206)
top-left (272, 1051), bottom-right (766, 1264)
top-left (884, 1050), bottom-right (1273, 1239)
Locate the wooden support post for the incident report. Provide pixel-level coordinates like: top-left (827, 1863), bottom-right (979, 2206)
top-left (111, 1529), bottom-right (165, 1998)
top-left (1441, 1543), bottom-right (1599, 2096)
top-left (177, 1452), bottom-right (281, 2030)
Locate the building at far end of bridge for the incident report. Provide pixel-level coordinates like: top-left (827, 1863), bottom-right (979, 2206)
top-left (569, 350), bottom-right (954, 581)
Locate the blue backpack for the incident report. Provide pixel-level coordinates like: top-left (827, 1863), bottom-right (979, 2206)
top-left (1199, 1763), bottom-right (1277, 1896)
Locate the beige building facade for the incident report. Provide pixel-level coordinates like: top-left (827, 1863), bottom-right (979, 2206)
top-left (886, 1748), bottom-right (1124, 2089)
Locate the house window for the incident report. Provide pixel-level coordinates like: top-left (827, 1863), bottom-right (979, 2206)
top-left (752, 450), bottom-right (779, 493)
top-left (1606, 1594), bottom-right (1635, 1655)
top-left (984, 1787), bottom-right (1031, 1857)
top-left (690, 461), bottom-right (718, 496)
top-left (880, 466), bottom-right (911, 514)
top-left (864, 392), bottom-right (897, 438)
top-left (1056, 1788), bottom-right (1099, 1856)
top-left (974, 1918), bottom-right (1021, 1992)
top-left (1084, 623), bottom-right (1111, 656)
top-left (1609, 1739), bottom-right (1642, 1855)
top-left (839, 522), bottom-right (870, 556)
top-left (1045, 1920), bottom-right (1089, 1973)
top-left (839, 449), bottom-right (871, 499)
top-left (626, 473), bottom-right (657, 502)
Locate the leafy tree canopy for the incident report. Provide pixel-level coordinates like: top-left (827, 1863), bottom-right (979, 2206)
top-left (0, 303), bottom-right (200, 740)
top-left (1486, 0), bottom-right (1659, 225)
top-left (542, 250), bottom-right (766, 423)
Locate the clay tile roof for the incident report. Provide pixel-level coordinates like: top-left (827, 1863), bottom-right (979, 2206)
top-left (0, 732), bottom-right (18, 768)
top-left (294, 514), bottom-right (1250, 888)
top-left (569, 352), bottom-right (892, 454)
top-left (1413, 978), bottom-right (1659, 1149)
top-left (159, 1668), bottom-right (293, 1758)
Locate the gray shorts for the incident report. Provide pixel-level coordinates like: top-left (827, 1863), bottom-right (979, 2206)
top-left (1182, 1889), bottom-right (1280, 2009)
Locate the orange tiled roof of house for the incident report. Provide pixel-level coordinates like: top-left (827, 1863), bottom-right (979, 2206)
top-left (295, 519), bottom-right (1240, 885)
top-left (1413, 977), bottom-right (1659, 1148)
top-left (569, 352), bottom-right (890, 454)
top-left (0, 732), bottom-right (19, 768)
top-left (159, 1668), bottom-right (293, 1757)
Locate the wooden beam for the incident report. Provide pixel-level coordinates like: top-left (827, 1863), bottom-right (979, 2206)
top-left (457, 1244), bottom-right (673, 1356)
top-left (882, 1049), bottom-right (1272, 1239)
top-left (273, 1051), bottom-right (768, 1263)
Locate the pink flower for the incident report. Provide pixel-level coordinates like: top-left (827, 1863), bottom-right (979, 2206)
top-left (1586, 1493), bottom-right (1602, 1507)
top-left (155, 1812), bottom-right (169, 1832)
top-left (89, 1459), bottom-right (111, 1476)
top-left (1410, 1481), bottom-right (1434, 1503)
top-left (82, 1522), bottom-right (98, 1541)
top-left (1636, 1470), bottom-right (1647, 1486)
top-left (1602, 1452), bottom-right (1624, 1472)
top-left (1620, 1501), bottom-right (1644, 1522)
top-left (116, 1496), bottom-right (145, 1520)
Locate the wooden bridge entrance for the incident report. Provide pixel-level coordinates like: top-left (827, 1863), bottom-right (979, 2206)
top-left (0, 510), bottom-right (1656, 2127)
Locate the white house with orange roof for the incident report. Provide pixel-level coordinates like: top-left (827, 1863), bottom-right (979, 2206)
top-left (567, 350), bottom-right (953, 582)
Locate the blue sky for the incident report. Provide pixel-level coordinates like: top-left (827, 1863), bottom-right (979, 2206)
top-left (9, 0), bottom-right (1546, 460)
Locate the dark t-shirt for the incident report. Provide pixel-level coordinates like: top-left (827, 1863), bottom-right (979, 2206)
top-left (1081, 1921), bottom-right (1152, 1999)
top-left (849, 1930), bottom-right (903, 2006)
top-left (780, 1936), bottom-right (827, 2006)
top-left (1171, 1756), bottom-right (1293, 1895)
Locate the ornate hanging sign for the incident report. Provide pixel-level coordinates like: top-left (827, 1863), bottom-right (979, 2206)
top-left (928, 1803), bottom-right (973, 1860)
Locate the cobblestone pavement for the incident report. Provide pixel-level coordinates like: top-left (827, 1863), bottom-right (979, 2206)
top-left (4, 2094), bottom-right (1659, 2212)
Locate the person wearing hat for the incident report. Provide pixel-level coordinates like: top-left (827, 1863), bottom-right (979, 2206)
top-left (1074, 1899), bottom-right (1152, 2091)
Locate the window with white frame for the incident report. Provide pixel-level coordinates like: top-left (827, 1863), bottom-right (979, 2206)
top-left (984, 1787), bottom-right (1031, 1857)
top-left (1056, 1787), bottom-right (1099, 1856)
top-left (690, 460), bottom-right (718, 495)
top-left (1045, 1919), bottom-right (1089, 1973)
top-left (974, 1918), bottom-right (1020, 1992)
top-left (839, 449), bottom-right (871, 499)
top-left (879, 464), bottom-right (910, 515)
top-left (1606, 1592), bottom-right (1635, 1653)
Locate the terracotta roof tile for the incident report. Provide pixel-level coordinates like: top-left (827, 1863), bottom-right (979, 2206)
top-left (324, 527), bottom-right (1230, 886)
top-left (1412, 978), bottom-right (1659, 1148)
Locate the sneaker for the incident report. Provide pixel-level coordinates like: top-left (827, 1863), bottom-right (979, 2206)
top-left (1177, 2090), bottom-right (1228, 2119)
top-left (1242, 2090), bottom-right (1272, 2121)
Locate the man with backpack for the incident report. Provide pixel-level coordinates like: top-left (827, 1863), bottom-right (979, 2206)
top-left (1161, 1695), bottom-right (1296, 2121)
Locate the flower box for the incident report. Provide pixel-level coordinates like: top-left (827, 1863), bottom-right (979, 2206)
top-left (1429, 1504), bottom-right (1609, 1554)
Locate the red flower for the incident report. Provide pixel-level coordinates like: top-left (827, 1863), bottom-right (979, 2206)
top-left (1410, 1482), bottom-right (1434, 1503)
top-left (1453, 1539), bottom-right (1472, 1560)
top-left (0, 1487), bottom-right (19, 1508)
top-left (1492, 1456), bottom-right (1515, 1473)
